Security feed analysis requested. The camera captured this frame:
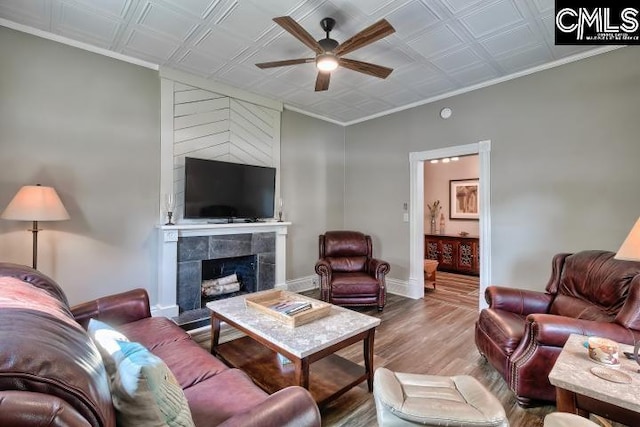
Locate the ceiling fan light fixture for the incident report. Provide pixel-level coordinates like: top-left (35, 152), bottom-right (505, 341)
top-left (316, 53), bottom-right (338, 72)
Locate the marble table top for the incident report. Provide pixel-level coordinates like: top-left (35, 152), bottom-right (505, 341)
top-left (549, 333), bottom-right (640, 413)
top-left (207, 290), bottom-right (381, 359)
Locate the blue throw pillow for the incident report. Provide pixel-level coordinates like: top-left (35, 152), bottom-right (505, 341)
top-left (111, 341), bottom-right (195, 427)
top-left (87, 318), bottom-right (129, 376)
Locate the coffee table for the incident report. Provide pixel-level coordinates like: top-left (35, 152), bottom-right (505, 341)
top-left (207, 291), bottom-right (381, 407)
top-left (549, 333), bottom-right (640, 425)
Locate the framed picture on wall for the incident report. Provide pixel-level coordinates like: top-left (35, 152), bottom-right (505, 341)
top-left (450, 179), bottom-right (479, 220)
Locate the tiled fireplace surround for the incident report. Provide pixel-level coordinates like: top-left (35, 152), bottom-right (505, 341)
top-left (156, 223), bottom-right (290, 321)
top-left (177, 233), bottom-right (275, 313)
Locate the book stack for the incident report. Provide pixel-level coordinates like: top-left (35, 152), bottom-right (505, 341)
top-left (269, 300), bottom-right (313, 316)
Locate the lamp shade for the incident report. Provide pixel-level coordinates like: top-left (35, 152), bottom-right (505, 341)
top-left (1, 185), bottom-right (70, 221)
top-left (615, 217), bottom-right (640, 261)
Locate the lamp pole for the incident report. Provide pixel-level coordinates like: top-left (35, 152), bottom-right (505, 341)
top-left (30, 220), bottom-right (40, 269)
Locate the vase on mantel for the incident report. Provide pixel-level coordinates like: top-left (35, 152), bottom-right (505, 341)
top-left (430, 216), bottom-right (437, 234)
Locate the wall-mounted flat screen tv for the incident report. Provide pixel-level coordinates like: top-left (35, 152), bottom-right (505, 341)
top-left (184, 157), bottom-right (276, 220)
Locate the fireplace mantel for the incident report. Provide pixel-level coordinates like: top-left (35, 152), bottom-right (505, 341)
top-left (155, 222), bottom-right (290, 317)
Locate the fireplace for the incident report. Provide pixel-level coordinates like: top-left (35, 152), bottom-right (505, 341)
top-left (174, 232), bottom-right (276, 327)
top-left (201, 255), bottom-right (256, 302)
top-left (156, 222), bottom-right (290, 322)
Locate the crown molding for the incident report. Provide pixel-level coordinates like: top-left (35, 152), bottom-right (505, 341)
top-left (1, 17), bottom-right (623, 128)
top-left (283, 104), bottom-right (345, 126)
top-left (0, 18), bottom-right (158, 70)
top-left (342, 46), bottom-right (623, 126)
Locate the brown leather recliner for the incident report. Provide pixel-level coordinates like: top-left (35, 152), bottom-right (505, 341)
top-left (315, 231), bottom-right (390, 311)
top-left (475, 250), bottom-right (640, 406)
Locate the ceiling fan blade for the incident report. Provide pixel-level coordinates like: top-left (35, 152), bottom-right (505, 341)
top-left (255, 58), bottom-right (315, 69)
top-left (334, 19), bottom-right (395, 56)
top-left (315, 72), bottom-right (331, 91)
top-left (273, 16), bottom-right (323, 54)
top-left (338, 58), bottom-right (393, 79)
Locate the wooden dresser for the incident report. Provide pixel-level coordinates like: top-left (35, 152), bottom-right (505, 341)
top-left (425, 234), bottom-right (479, 276)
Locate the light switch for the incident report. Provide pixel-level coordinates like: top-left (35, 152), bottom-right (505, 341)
top-left (403, 213), bottom-right (409, 222)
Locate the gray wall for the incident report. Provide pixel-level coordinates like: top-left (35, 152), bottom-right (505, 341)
top-left (345, 47), bottom-right (640, 290)
top-left (280, 110), bottom-right (345, 279)
top-left (0, 27), bottom-right (160, 305)
top-left (2, 23), bottom-right (639, 302)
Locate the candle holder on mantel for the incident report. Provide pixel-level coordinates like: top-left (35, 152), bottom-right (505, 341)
top-left (164, 194), bottom-right (175, 226)
top-left (277, 198), bottom-right (284, 222)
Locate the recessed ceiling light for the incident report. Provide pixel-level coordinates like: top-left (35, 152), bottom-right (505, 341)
top-left (442, 158), bottom-right (450, 163)
top-left (430, 159), bottom-right (439, 164)
top-left (451, 157), bottom-right (459, 161)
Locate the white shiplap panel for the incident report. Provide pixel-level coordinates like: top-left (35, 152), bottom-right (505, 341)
top-left (175, 89), bottom-right (226, 104)
top-left (174, 97), bottom-right (229, 117)
top-left (174, 109), bottom-right (229, 130)
top-left (257, 103), bottom-right (278, 121)
top-left (230, 99), bottom-right (274, 138)
top-left (173, 166), bottom-right (184, 184)
top-left (174, 120), bottom-right (228, 142)
top-left (230, 109), bottom-right (273, 145)
top-left (229, 120), bottom-right (272, 158)
top-left (167, 77), bottom-right (281, 221)
top-left (173, 166), bottom-right (185, 217)
top-left (189, 144), bottom-right (232, 161)
top-left (174, 132), bottom-right (230, 156)
top-left (229, 145), bottom-right (271, 167)
top-left (232, 98), bottom-right (274, 129)
top-left (229, 133), bottom-right (273, 166)
top-left (173, 143), bottom-right (231, 168)
top-left (174, 82), bottom-right (197, 91)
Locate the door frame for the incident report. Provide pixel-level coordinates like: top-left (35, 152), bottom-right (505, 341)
top-left (408, 140), bottom-right (491, 309)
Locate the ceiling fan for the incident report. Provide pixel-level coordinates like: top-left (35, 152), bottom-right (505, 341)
top-left (256, 16), bottom-right (395, 91)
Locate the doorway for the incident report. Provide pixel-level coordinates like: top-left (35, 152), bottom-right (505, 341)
top-left (409, 141), bottom-right (491, 309)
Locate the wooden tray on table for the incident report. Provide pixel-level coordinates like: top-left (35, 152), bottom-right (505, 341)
top-left (245, 290), bottom-right (331, 327)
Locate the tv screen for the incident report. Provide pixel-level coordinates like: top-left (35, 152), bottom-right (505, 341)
top-left (184, 157), bottom-right (276, 220)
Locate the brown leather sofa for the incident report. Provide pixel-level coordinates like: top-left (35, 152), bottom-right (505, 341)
top-left (475, 251), bottom-right (640, 406)
top-left (315, 230), bottom-right (390, 311)
top-left (0, 263), bottom-right (321, 427)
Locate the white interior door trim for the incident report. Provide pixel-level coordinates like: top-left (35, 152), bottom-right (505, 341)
top-left (409, 141), bottom-right (491, 309)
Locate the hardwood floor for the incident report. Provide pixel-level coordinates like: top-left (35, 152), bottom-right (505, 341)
top-left (425, 271), bottom-right (480, 309)
top-left (192, 276), bottom-right (558, 426)
top-left (316, 291), bottom-right (556, 427)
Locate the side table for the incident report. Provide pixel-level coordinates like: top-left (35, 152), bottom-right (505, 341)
top-left (548, 333), bottom-right (640, 426)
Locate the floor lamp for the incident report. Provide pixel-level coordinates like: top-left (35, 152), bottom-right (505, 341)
top-left (1, 184), bottom-right (70, 270)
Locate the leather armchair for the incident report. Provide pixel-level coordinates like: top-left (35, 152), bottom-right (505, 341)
top-left (315, 231), bottom-right (390, 311)
top-left (475, 250), bottom-right (640, 406)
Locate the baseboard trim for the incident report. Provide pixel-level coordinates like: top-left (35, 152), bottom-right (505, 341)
top-left (152, 275), bottom-right (409, 319)
top-left (151, 304), bottom-right (179, 318)
top-left (387, 277), bottom-right (421, 299)
top-left (286, 275), bottom-right (318, 293)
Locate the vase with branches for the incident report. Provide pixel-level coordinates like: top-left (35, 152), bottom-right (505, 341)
top-left (427, 200), bottom-right (441, 234)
